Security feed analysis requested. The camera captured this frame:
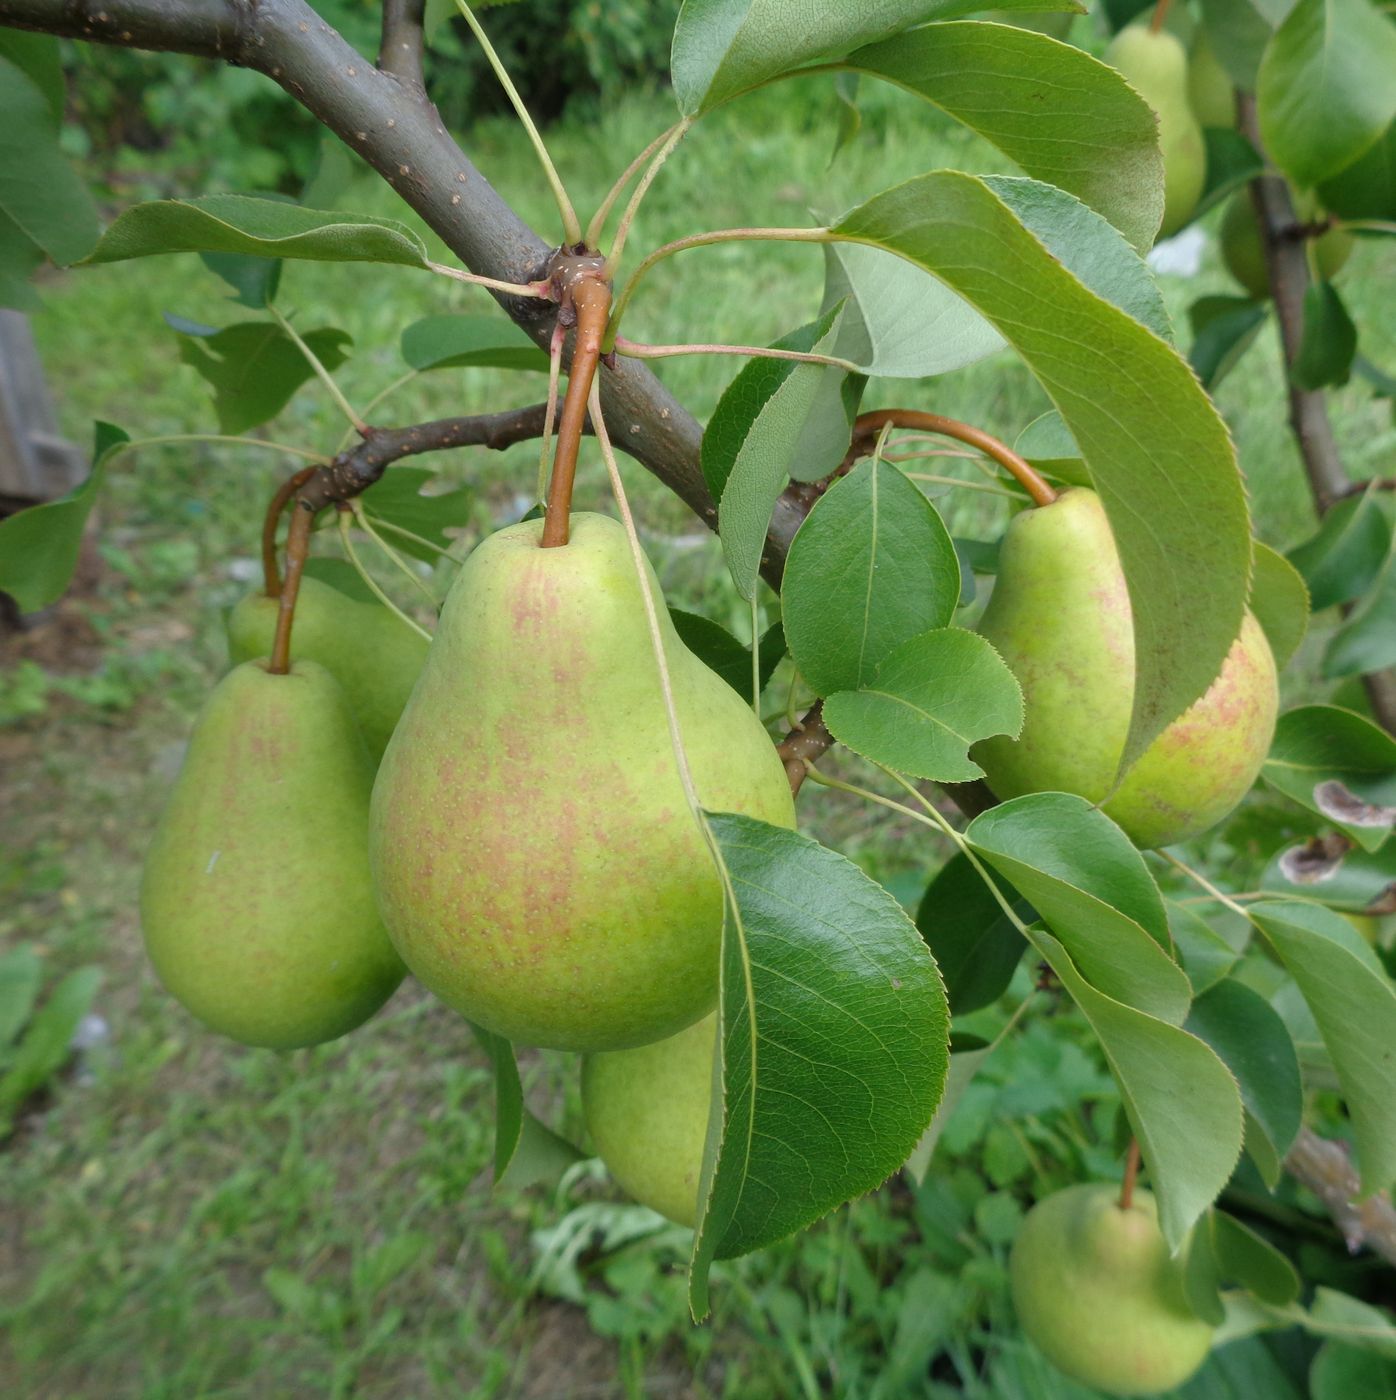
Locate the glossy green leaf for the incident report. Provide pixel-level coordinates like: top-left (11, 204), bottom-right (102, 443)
top-left (0, 421), bottom-right (127, 613)
top-left (831, 171), bottom-right (1252, 774)
top-left (904, 1044), bottom-right (991, 1183)
top-left (1325, 532), bottom-right (1396, 679)
top-left (0, 208), bottom-right (44, 312)
top-left (0, 56), bottom-right (98, 267)
top-left (174, 320), bottom-right (352, 435)
top-left (781, 458), bottom-right (960, 696)
top-left (360, 468), bottom-right (471, 564)
top-left (1186, 978), bottom-right (1302, 1171)
top-left (965, 793), bottom-right (1192, 1024)
top-left (1189, 294), bottom-right (1268, 391)
top-left (1026, 928), bottom-right (1243, 1249)
top-left (703, 304), bottom-right (854, 502)
top-left (1262, 705), bottom-right (1396, 852)
top-left (717, 306), bottom-right (847, 600)
top-left (915, 852), bottom-right (1028, 1016)
top-left (301, 557), bottom-right (380, 606)
top-left (399, 314), bottom-right (550, 373)
top-left (0, 945), bottom-right (43, 1052)
top-left (1249, 541), bottom-right (1310, 670)
top-left (1199, 0), bottom-right (1278, 89)
top-left (1014, 411), bottom-right (1088, 487)
top-left (469, 1022), bottom-right (524, 1182)
top-left (0, 966), bottom-right (102, 1136)
top-left (669, 611), bottom-right (785, 700)
top-left (848, 23), bottom-right (1165, 253)
top-left (84, 196), bottom-right (431, 268)
top-left (1292, 282), bottom-right (1358, 391)
top-left (1257, 0), bottom-right (1396, 188)
top-left (1251, 900), bottom-right (1396, 1193)
top-left (1195, 128), bottom-right (1265, 219)
top-left (1318, 118), bottom-right (1396, 223)
top-left (669, 0), bottom-right (1067, 115)
top-left (1286, 489), bottom-right (1392, 613)
top-left (823, 628), bottom-right (1022, 782)
top-left (690, 814), bottom-right (948, 1316)
top-left (1212, 1210), bottom-right (1301, 1306)
top-left (0, 31), bottom-right (63, 121)
top-left (1166, 900), bottom-right (1241, 996)
top-left (1311, 1342), bottom-right (1396, 1400)
top-left (199, 251), bottom-right (282, 309)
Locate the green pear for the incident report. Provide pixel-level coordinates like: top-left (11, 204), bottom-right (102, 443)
top-left (1220, 192), bottom-right (1353, 300)
top-left (1187, 30), bottom-right (1234, 130)
top-left (227, 575), bottom-right (429, 763)
top-left (1011, 1184), bottom-right (1214, 1395)
top-left (1105, 26), bottom-right (1207, 238)
top-left (142, 660), bottom-right (405, 1049)
top-left (583, 1012), bottom-right (715, 1227)
top-left (369, 512), bottom-right (795, 1052)
top-left (973, 489), bottom-right (1278, 849)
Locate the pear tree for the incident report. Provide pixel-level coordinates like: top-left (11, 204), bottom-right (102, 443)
top-left (1, 0), bottom-right (1396, 1393)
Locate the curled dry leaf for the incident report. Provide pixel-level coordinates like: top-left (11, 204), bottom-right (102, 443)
top-left (1278, 833), bottom-right (1354, 885)
top-left (1314, 780), bottom-right (1396, 831)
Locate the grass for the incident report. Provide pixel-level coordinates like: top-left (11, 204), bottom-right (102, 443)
top-left (3, 55), bottom-right (1395, 1400)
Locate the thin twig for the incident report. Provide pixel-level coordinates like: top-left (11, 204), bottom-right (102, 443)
top-left (270, 304), bottom-right (367, 435)
top-left (615, 336), bottom-right (860, 373)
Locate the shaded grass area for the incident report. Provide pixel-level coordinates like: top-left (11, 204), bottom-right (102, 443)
top-left (3, 66), bottom-right (1396, 1399)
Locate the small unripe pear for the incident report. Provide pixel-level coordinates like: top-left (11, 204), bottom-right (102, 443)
top-left (973, 489), bottom-right (1278, 850)
top-left (1220, 193), bottom-right (1352, 301)
top-left (1187, 30), bottom-right (1234, 130)
top-left (1010, 1184), bottom-right (1214, 1395)
top-left (582, 1013), bottom-right (715, 1228)
top-left (1104, 26), bottom-right (1207, 238)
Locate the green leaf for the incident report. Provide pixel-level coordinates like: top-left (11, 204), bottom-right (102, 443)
top-left (1325, 532), bottom-right (1396, 679)
top-left (1292, 282), bottom-right (1358, 391)
top-left (669, 611), bottom-right (785, 700)
top-left (199, 251), bottom-right (282, 309)
top-left (717, 306), bottom-right (849, 600)
top-left (0, 207), bottom-right (45, 312)
top-left (0, 945), bottom-right (42, 1052)
top-left (915, 853), bottom-right (1028, 1016)
top-left (904, 1045), bottom-right (992, 1184)
top-left (0, 965), bottom-right (101, 1135)
top-left (1014, 411), bottom-right (1089, 487)
top-left (1166, 900), bottom-right (1241, 997)
top-left (1312, 1342), bottom-right (1396, 1400)
top-left (1250, 899), bottom-right (1396, 1194)
top-left (1318, 118), bottom-right (1396, 223)
top-left (1211, 1210), bottom-right (1301, 1306)
top-left (702, 304), bottom-right (855, 502)
top-left (1195, 128), bottom-right (1266, 220)
top-left (301, 557), bottom-right (381, 606)
top-left (399, 314), bottom-right (550, 373)
top-left (669, 0), bottom-right (1056, 116)
top-left (1286, 488), bottom-right (1392, 612)
top-left (1199, 0), bottom-right (1279, 89)
top-left (84, 195), bottom-right (431, 268)
top-left (848, 23), bottom-right (1165, 254)
top-left (822, 628), bottom-right (1023, 782)
top-left (690, 814), bottom-right (949, 1317)
top-left (174, 320), bottom-right (352, 435)
top-left (1257, 0), bottom-right (1396, 189)
top-left (822, 242), bottom-right (1002, 380)
top-left (0, 31), bottom-right (63, 121)
top-left (1189, 294), bottom-right (1268, 391)
top-left (469, 1022), bottom-right (523, 1182)
top-left (1026, 928), bottom-right (1243, 1249)
top-left (1185, 978), bottom-right (1302, 1172)
top-left (0, 56), bottom-right (98, 267)
top-left (360, 467), bottom-right (471, 563)
top-left (497, 1110), bottom-right (584, 1192)
top-left (1249, 541), bottom-right (1310, 670)
top-left (1262, 705), bottom-right (1396, 852)
top-left (781, 458), bottom-right (960, 697)
top-left (965, 793), bottom-right (1193, 1025)
top-left (0, 421), bottom-right (127, 613)
top-left (830, 171), bottom-right (1252, 774)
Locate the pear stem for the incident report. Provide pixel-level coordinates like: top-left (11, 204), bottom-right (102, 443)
top-left (541, 276), bottom-right (612, 548)
top-left (851, 410), bottom-right (1057, 507)
top-left (261, 466), bottom-right (320, 597)
top-left (1120, 1138), bottom-right (1142, 1210)
top-left (268, 501), bottom-right (315, 675)
top-left (1148, 0), bottom-right (1171, 33)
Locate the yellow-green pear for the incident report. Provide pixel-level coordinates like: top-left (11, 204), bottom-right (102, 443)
top-left (141, 660), bottom-right (405, 1049)
top-left (1011, 1184), bottom-right (1214, 1395)
top-left (583, 1012), bottom-right (715, 1227)
top-left (227, 575), bottom-right (428, 762)
top-left (1105, 26), bottom-right (1207, 238)
top-left (1187, 30), bottom-right (1234, 129)
top-left (369, 513), bottom-right (795, 1052)
top-left (1220, 192), bottom-right (1353, 300)
top-left (972, 489), bottom-right (1278, 849)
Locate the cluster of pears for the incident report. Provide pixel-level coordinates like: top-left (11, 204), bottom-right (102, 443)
top-left (1011, 1183), bottom-right (1215, 1395)
top-left (972, 488), bottom-right (1278, 850)
top-left (141, 509), bottom-right (789, 1227)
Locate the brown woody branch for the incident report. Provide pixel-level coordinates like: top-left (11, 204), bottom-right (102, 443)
top-left (378, 0), bottom-right (425, 89)
top-left (776, 701), bottom-right (834, 796)
top-left (1284, 1126), bottom-right (1396, 1267)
